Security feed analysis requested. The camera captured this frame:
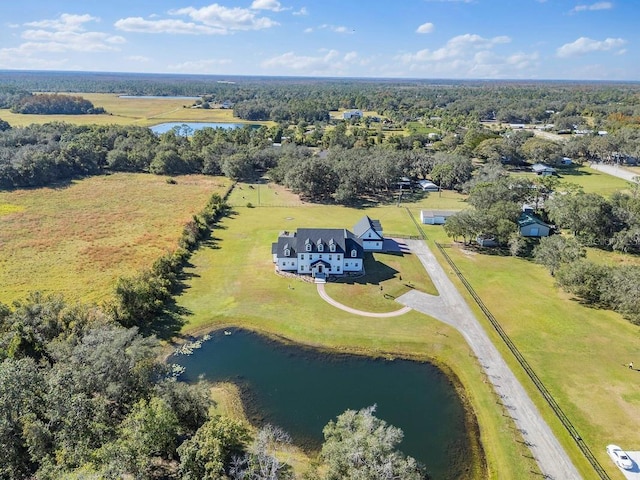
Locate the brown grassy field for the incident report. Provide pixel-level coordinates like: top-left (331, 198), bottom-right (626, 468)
top-left (0, 173), bottom-right (230, 304)
top-left (0, 93), bottom-right (272, 128)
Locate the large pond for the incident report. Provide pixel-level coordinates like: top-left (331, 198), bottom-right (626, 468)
top-left (173, 329), bottom-right (474, 479)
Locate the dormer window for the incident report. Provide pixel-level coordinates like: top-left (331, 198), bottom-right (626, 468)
top-left (317, 239), bottom-right (324, 252)
top-left (284, 249), bottom-right (290, 257)
top-left (305, 239), bottom-right (312, 252)
top-left (351, 249), bottom-right (357, 258)
top-left (329, 239), bottom-right (336, 252)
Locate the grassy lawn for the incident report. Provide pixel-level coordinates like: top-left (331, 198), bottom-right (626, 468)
top-left (325, 250), bottom-right (438, 312)
top-left (0, 173), bottom-right (230, 304)
top-left (175, 200), bottom-right (542, 478)
top-left (0, 93), bottom-right (271, 128)
top-left (558, 165), bottom-right (632, 196)
top-left (428, 227), bottom-right (640, 479)
top-left (514, 166), bottom-right (632, 197)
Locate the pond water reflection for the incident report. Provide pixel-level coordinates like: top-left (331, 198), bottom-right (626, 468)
top-left (172, 329), bottom-right (474, 479)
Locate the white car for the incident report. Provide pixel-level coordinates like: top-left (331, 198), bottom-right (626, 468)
top-left (607, 444), bottom-right (634, 470)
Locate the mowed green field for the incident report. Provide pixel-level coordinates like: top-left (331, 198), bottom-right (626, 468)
top-left (176, 185), bottom-right (539, 479)
top-left (0, 93), bottom-right (271, 128)
top-left (516, 165), bottom-right (632, 197)
top-left (0, 173), bottom-right (230, 303)
top-left (424, 226), bottom-right (640, 479)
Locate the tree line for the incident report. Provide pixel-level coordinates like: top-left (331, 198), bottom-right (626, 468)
top-left (0, 293), bottom-right (426, 479)
top-left (442, 169), bottom-right (640, 325)
top-left (10, 93), bottom-right (106, 115)
top-left (3, 72), bottom-right (640, 130)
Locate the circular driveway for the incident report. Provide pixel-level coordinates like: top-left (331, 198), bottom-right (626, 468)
top-left (316, 282), bottom-right (412, 317)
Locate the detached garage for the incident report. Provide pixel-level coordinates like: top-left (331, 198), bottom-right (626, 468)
top-left (518, 213), bottom-right (552, 237)
top-left (420, 210), bottom-right (458, 225)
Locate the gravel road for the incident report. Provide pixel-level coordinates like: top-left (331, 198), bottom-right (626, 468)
top-left (397, 239), bottom-right (582, 480)
top-left (589, 163), bottom-right (639, 182)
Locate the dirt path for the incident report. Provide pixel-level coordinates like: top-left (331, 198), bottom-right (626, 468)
top-left (397, 239), bottom-right (582, 480)
top-left (316, 283), bottom-right (412, 317)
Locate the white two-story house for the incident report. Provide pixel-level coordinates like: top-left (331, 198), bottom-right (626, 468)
top-left (272, 217), bottom-right (384, 278)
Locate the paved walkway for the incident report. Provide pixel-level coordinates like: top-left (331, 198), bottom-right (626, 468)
top-left (589, 163), bottom-right (639, 182)
top-left (316, 282), bottom-right (412, 317)
top-left (397, 239), bottom-right (581, 480)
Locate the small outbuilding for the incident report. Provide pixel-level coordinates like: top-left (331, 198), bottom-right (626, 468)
top-left (417, 180), bottom-right (440, 192)
top-left (343, 110), bottom-right (363, 120)
top-left (518, 213), bottom-right (552, 237)
top-left (531, 163), bottom-right (556, 176)
top-left (420, 210), bottom-right (458, 225)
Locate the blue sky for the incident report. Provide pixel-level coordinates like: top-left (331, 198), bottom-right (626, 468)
top-left (0, 0), bottom-right (637, 80)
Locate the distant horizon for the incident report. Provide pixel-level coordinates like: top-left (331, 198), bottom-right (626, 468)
top-left (1, 1), bottom-right (638, 81)
top-left (1, 68), bottom-right (639, 85)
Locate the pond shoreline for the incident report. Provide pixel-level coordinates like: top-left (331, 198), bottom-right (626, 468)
top-left (165, 325), bottom-right (487, 479)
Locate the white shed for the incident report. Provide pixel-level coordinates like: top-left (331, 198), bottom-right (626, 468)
top-left (420, 210), bottom-right (458, 225)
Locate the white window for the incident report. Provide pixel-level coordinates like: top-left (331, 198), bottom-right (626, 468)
top-left (351, 249), bottom-right (357, 257)
top-left (337, 266), bottom-right (341, 272)
top-left (329, 255), bottom-right (332, 260)
top-left (330, 243), bottom-right (336, 252)
top-left (284, 249), bottom-right (290, 257)
top-left (318, 243), bottom-right (324, 252)
top-left (337, 254), bottom-right (341, 260)
top-left (300, 254), bottom-right (304, 260)
top-left (306, 243), bottom-right (312, 252)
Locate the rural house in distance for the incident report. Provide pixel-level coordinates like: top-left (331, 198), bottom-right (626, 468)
top-left (272, 216), bottom-right (383, 279)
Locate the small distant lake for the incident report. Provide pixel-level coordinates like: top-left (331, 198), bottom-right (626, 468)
top-left (119, 95), bottom-right (201, 100)
top-left (150, 122), bottom-right (249, 135)
top-left (172, 329), bottom-right (474, 480)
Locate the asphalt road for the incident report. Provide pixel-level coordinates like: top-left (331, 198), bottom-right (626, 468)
top-left (397, 239), bottom-right (582, 480)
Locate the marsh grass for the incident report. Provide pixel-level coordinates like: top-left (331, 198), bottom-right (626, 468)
top-left (0, 173), bottom-right (230, 303)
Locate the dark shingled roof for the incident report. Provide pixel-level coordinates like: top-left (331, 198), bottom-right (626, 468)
top-left (273, 228), bottom-right (363, 257)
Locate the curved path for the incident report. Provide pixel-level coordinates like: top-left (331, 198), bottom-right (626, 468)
top-left (316, 283), bottom-right (412, 317)
top-left (396, 239), bottom-right (581, 480)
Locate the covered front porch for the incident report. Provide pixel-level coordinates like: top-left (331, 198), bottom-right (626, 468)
top-left (310, 259), bottom-right (331, 279)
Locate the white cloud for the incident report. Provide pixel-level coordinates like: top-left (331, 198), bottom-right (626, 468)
top-left (393, 33), bottom-right (540, 78)
top-left (116, 4), bottom-right (278, 35)
top-left (25, 13), bottom-right (98, 32)
top-left (115, 17), bottom-right (225, 35)
top-left (126, 55), bottom-right (150, 62)
top-left (262, 49), bottom-right (360, 74)
top-left (416, 22), bottom-right (434, 34)
top-left (1, 13), bottom-right (125, 59)
top-left (400, 33), bottom-right (510, 63)
top-left (557, 37), bottom-right (626, 57)
top-left (171, 4), bottom-right (278, 31)
top-left (168, 58), bottom-right (232, 72)
top-left (305, 24), bottom-right (353, 34)
top-left (572, 2), bottom-right (613, 12)
top-left (293, 7), bottom-right (309, 16)
top-left (251, 0), bottom-right (285, 11)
